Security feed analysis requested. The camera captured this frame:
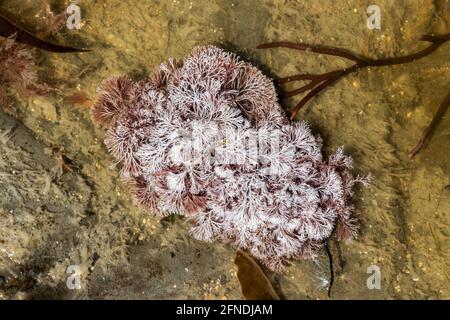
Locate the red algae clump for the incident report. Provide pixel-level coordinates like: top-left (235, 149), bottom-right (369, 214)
top-left (0, 37), bottom-right (49, 108)
top-left (92, 46), bottom-right (368, 271)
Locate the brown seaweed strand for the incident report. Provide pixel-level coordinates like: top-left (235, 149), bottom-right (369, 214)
top-left (289, 65), bottom-right (358, 120)
top-left (257, 33), bottom-right (450, 120)
top-left (257, 41), bottom-right (366, 63)
top-left (325, 242), bottom-right (334, 298)
top-left (0, 8), bottom-right (89, 53)
top-left (410, 89), bottom-right (450, 158)
top-left (359, 34), bottom-right (450, 67)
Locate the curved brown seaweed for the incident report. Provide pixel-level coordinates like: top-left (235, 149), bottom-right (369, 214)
top-left (258, 33), bottom-right (450, 157)
top-left (258, 33), bottom-right (450, 120)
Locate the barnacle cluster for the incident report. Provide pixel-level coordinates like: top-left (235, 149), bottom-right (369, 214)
top-left (92, 46), bottom-right (368, 271)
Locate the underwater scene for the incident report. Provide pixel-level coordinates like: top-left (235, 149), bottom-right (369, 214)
top-left (0, 0), bottom-right (449, 301)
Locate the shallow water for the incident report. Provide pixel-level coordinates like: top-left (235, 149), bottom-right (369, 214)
top-left (0, 0), bottom-right (449, 299)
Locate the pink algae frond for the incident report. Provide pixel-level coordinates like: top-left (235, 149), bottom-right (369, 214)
top-left (93, 46), bottom-right (369, 271)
